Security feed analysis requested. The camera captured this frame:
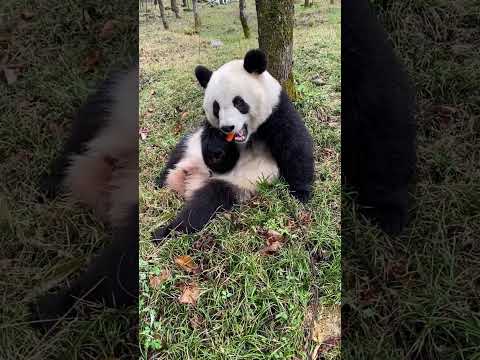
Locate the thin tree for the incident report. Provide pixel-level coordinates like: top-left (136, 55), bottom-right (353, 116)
top-left (192, 0), bottom-right (201, 33)
top-left (171, 0), bottom-right (181, 18)
top-left (239, 0), bottom-right (250, 38)
top-left (158, 0), bottom-right (169, 29)
top-left (182, 0), bottom-right (187, 7)
top-left (304, 0), bottom-right (310, 7)
top-left (330, 0), bottom-right (334, 4)
top-left (255, 0), bottom-right (297, 99)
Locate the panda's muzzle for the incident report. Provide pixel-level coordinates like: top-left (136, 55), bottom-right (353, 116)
top-left (233, 124), bottom-right (248, 143)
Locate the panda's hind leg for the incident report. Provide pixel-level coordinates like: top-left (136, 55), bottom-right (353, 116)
top-left (152, 179), bottom-right (237, 243)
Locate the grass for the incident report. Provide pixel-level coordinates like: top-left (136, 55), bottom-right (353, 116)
top-left (139, 0), bottom-right (340, 359)
top-left (0, 1), bottom-right (137, 358)
top-left (343, 0), bottom-right (480, 358)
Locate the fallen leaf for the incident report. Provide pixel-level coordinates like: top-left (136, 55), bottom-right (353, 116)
top-left (259, 229), bottom-right (285, 255)
top-left (21, 10), bottom-right (34, 20)
top-left (311, 304), bottom-right (341, 358)
top-left (3, 68), bottom-right (17, 85)
top-left (298, 210), bottom-right (313, 226)
top-left (180, 111), bottom-right (189, 119)
top-left (178, 282), bottom-right (200, 305)
top-left (150, 90), bottom-right (157, 96)
top-left (174, 255), bottom-right (199, 273)
top-left (189, 313), bottom-right (204, 329)
top-left (139, 127), bottom-right (149, 140)
top-left (99, 20), bottom-right (116, 39)
top-left (173, 122), bottom-right (183, 135)
top-left (149, 269), bottom-right (171, 288)
top-left (82, 50), bottom-right (101, 72)
top-left (192, 235), bottom-right (215, 251)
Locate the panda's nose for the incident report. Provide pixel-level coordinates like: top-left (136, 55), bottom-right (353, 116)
top-left (221, 125), bottom-right (235, 133)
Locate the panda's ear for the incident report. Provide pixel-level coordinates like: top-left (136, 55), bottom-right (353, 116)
top-left (243, 49), bottom-right (267, 74)
top-left (195, 65), bottom-right (212, 88)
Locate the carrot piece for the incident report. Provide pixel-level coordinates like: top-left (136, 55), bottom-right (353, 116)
top-left (225, 132), bottom-right (235, 142)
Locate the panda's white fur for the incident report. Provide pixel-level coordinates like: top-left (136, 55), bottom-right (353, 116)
top-left (213, 141), bottom-right (278, 202)
top-left (203, 59), bottom-right (281, 142)
top-left (61, 68), bottom-right (138, 224)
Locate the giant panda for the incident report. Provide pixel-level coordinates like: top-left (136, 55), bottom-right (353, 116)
top-left (342, 0), bottom-right (416, 235)
top-left (30, 66), bottom-right (139, 327)
top-left (152, 49), bottom-right (314, 241)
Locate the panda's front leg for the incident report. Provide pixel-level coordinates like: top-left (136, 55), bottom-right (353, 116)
top-left (270, 140), bottom-right (315, 204)
top-left (152, 179), bottom-right (237, 243)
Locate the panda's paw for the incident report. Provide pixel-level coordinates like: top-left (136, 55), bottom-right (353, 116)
top-left (151, 227), bottom-right (170, 244)
top-left (292, 189), bottom-right (311, 204)
top-left (363, 206), bottom-right (408, 236)
top-left (29, 290), bottom-right (76, 331)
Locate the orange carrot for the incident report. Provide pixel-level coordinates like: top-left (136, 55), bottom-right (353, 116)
top-left (225, 132), bottom-right (235, 142)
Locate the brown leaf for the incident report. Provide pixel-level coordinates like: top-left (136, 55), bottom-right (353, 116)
top-left (174, 255), bottom-right (199, 273)
top-left (192, 235), bottom-right (215, 251)
top-left (259, 229), bottom-right (285, 255)
top-left (173, 122), bottom-right (183, 135)
top-left (99, 20), bottom-right (117, 39)
top-left (311, 305), bottom-right (341, 358)
top-left (178, 282), bottom-right (200, 305)
top-left (82, 50), bottom-right (101, 72)
top-left (189, 313), bottom-right (204, 329)
top-left (21, 10), bottom-right (34, 20)
top-left (180, 111), bottom-right (189, 119)
top-left (298, 210), bottom-right (313, 226)
top-left (3, 68), bottom-right (17, 85)
top-left (149, 269), bottom-right (171, 288)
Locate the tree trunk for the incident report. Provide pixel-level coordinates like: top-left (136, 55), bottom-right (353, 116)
top-left (158, 0), bottom-right (169, 29)
top-left (192, 0), bottom-right (201, 33)
top-left (239, 0), bottom-right (250, 39)
top-left (330, 0), bottom-right (334, 4)
top-left (255, 0), bottom-right (297, 100)
top-left (304, 0), bottom-right (310, 7)
top-left (182, 0), bottom-right (187, 7)
top-left (171, 0), bottom-right (181, 18)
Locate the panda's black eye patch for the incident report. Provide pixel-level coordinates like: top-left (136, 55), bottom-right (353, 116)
top-left (233, 96), bottom-right (250, 114)
top-left (213, 100), bottom-right (220, 118)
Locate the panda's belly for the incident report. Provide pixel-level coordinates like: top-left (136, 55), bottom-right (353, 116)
top-left (213, 142), bottom-right (279, 200)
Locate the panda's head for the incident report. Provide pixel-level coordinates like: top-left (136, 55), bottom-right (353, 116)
top-left (195, 49), bottom-right (282, 143)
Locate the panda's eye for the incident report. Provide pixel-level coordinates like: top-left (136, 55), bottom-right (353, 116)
top-left (213, 100), bottom-right (220, 118)
top-left (233, 96), bottom-right (250, 114)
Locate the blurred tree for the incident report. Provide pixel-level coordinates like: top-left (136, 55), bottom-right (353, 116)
top-left (192, 0), bottom-right (201, 32)
top-left (304, 0), bottom-right (311, 7)
top-left (171, 0), bottom-right (181, 18)
top-left (158, 0), bottom-right (169, 29)
top-left (255, 0), bottom-right (297, 99)
top-left (239, 0), bottom-right (250, 38)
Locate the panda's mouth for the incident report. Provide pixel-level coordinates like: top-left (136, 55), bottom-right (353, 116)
top-left (234, 124), bottom-right (248, 143)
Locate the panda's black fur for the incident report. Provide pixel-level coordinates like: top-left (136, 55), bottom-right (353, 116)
top-left (342, 0), bottom-right (416, 235)
top-left (156, 120), bottom-right (239, 188)
top-left (152, 123), bottom-right (245, 241)
top-left (253, 89), bottom-right (314, 203)
top-left (30, 67), bottom-right (139, 328)
top-left (152, 49), bottom-right (314, 242)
